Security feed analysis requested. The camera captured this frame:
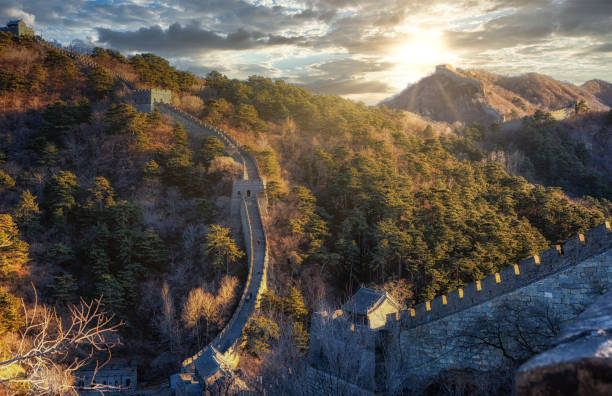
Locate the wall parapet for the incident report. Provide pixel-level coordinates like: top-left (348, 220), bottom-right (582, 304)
top-left (387, 222), bottom-right (612, 330)
top-left (35, 37), bottom-right (135, 90)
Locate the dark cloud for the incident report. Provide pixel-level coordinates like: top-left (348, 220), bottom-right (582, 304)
top-left (444, 0), bottom-right (612, 52)
top-left (589, 43), bottom-right (612, 53)
top-left (96, 23), bottom-right (306, 55)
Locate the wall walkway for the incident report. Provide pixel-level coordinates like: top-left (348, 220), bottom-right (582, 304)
top-left (33, 38), bottom-right (270, 388)
top-left (155, 104), bottom-right (269, 382)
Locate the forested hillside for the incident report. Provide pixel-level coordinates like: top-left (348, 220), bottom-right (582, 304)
top-left (186, 71), bottom-right (612, 305)
top-left (0, 32), bottom-right (611, 391)
top-left (0, 33), bottom-right (251, 388)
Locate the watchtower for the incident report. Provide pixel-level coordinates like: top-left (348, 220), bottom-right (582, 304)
top-left (1, 20), bottom-right (34, 37)
top-left (230, 179), bottom-right (266, 216)
top-left (132, 88), bottom-right (172, 113)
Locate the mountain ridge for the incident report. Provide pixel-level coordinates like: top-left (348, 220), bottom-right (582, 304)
top-left (382, 65), bottom-right (611, 125)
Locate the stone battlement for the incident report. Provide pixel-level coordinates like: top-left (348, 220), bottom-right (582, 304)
top-left (309, 221), bottom-right (612, 394)
top-left (387, 221), bottom-right (612, 330)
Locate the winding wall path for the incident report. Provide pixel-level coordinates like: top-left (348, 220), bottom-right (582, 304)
top-left (33, 38), bottom-right (269, 384)
top-left (154, 104), bottom-right (269, 380)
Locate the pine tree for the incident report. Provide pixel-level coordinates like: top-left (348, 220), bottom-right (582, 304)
top-left (97, 274), bottom-right (125, 314)
top-left (242, 315), bottom-right (280, 356)
top-left (163, 123), bottom-right (194, 188)
top-left (146, 107), bottom-right (162, 128)
top-left (203, 225), bottom-right (244, 274)
top-left (143, 160), bottom-right (161, 179)
top-left (44, 171), bottom-right (80, 224)
top-left (13, 190), bottom-right (40, 235)
top-left (136, 227), bottom-right (167, 271)
top-left (284, 286), bottom-right (308, 321)
top-left (0, 214), bottom-right (29, 278)
top-left (198, 136), bottom-right (225, 169)
top-left (86, 176), bottom-right (115, 211)
top-left (292, 321), bottom-right (309, 355)
top-left (50, 273), bottom-right (78, 305)
top-left (0, 288), bottom-right (23, 335)
top-left (171, 122), bottom-right (189, 149)
top-left (86, 224), bottom-right (112, 279)
top-left (86, 66), bottom-right (115, 99)
top-left (0, 169), bottom-right (15, 188)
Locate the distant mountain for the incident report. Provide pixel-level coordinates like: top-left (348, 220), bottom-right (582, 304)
top-left (381, 65), bottom-right (611, 125)
top-left (582, 79), bottom-right (612, 106)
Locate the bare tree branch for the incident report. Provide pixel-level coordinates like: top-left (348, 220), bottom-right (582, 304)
top-left (0, 291), bottom-right (122, 395)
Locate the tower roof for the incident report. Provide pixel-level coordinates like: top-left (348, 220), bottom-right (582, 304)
top-left (342, 287), bottom-right (399, 315)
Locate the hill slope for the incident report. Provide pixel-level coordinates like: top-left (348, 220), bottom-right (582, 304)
top-left (382, 65), bottom-right (610, 124)
top-left (583, 79), bottom-right (612, 106)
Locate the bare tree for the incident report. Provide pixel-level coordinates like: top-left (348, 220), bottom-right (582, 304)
top-left (216, 275), bottom-right (238, 319)
top-left (182, 287), bottom-right (205, 348)
top-left (158, 282), bottom-right (180, 351)
top-left (200, 291), bottom-right (218, 345)
top-left (248, 321), bottom-right (309, 396)
top-left (182, 286), bottom-right (218, 347)
top-left (0, 295), bottom-right (121, 395)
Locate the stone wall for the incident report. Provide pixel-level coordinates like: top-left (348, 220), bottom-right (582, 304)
top-left (158, 103), bottom-right (270, 392)
top-left (76, 365), bottom-right (137, 395)
top-left (231, 180), bottom-right (266, 215)
top-left (308, 311), bottom-right (380, 392)
top-left (306, 223), bottom-right (612, 394)
top-left (385, 223), bottom-right (612, 392)
top-left (304, 367), bottom-right (376, 396)
top-left (389, 223), bottom-right (611, 330)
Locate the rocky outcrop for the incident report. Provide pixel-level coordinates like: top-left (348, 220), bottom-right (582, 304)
top-left (515, 291), bottom-right (612, 396)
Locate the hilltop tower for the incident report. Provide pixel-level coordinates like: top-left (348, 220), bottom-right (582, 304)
top-left (1, 20), bottom-right (34, 37)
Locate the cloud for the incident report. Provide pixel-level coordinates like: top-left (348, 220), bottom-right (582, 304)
top-left (588, 43), bottom-right (612, 53)
top-left (313, 58), bottom-right (395, 76)
top-left (304, 78), bottom-right (395, 95)
top-left (4, 0), bottom-right (612, 102)
top-left (443, 0), bottom-right (612, 52)
top-left (96, 22), bottom-right (307, 55)
top-left (0, 6), bottom-right (36, 26)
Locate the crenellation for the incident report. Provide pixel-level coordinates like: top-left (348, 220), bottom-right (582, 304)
top-left (561, 233), bottom-right (586, 260)
top-left (369, 224), bottom-right (612, 393)
top-left (392, 225), bottom-right (611, 331)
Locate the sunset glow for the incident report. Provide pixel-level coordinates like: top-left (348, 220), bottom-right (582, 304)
top-left (2, 0), bottom-right (610, 104)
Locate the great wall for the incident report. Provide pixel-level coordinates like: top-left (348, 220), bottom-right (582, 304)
top-left (32, 38), bottom-right (270, 393)
top-left (153, 104), bottom-right (270, 394)
top-left (30, 36), bottom-right (612, 395)
top-left (308, 222), bottom-right (612, 394)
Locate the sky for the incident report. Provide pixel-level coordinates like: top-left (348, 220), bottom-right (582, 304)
top-left (1, 0), bottom-right (611, 104)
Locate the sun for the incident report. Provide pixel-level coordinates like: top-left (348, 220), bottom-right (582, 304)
top-left (389, 30), bottom-right (451, 68)
top-left (382, 29), bottom-right (457, 90)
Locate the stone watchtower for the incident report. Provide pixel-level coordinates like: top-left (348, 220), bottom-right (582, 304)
top-left (342, 287), bottom-right (400, 329)
top-left (230, 179), bottom-right (266, 216)
top-left (1, 20), bottom-right (34, 37)
top-left (132, 88), bottom-right (172, 113)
